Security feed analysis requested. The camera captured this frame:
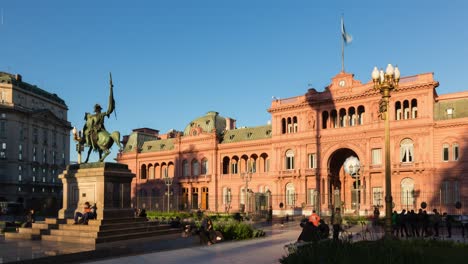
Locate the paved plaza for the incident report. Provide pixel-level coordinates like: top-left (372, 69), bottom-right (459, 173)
top-left (1, 220), bottom-right (467, 264)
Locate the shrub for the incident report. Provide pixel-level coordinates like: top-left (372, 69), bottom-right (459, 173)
top-left (280, 239), bottom-right (468, 264)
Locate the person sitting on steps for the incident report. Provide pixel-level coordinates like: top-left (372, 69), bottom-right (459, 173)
top-left (74, 202), bottom-right (92, 225)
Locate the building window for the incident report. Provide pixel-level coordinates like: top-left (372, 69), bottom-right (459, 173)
top-left (248, 159), bottom-right (256, 173)
top-left (371, 148), bottom-right (382, 165)
top-left (231, 160), bottom-right (238, 174)
top-left (442, 143), bottom-right (449, 162)
top-left (401, 178), bottom-right (415, 208)
top-left (192, 159), bottom-right (199, 176)
top-left (201, 159), bottom-right (208, 175)
top-left (0, 142), bottom-right (5, 159)
top-left (140, 164), bottom-right (147, 179)
top-left (441, 181), bottom-right (451, 205)
top-left (454, 181), bottom-right (460, 203)
top-left (33, 147), bottom-right (37, 162)
top-left (182, 160), bottom-right (189, 177)
top-left (18, 144), bottom-right (22, 160)
top-left (223, 187), bottom-right (232, 205)
top-left (446, 108), bottom-right (454, 119)
top-left (307, 188), bottom-right (318, 206)
top-left (372, 187), bottom-right (383, 208)
top-left (400, 138), bottom-right (414, 163)
top-left (285, 150), bottom-right (294, 170)
top-left (265, 159), bottom-right (270, 172)
top-left (286, 183), bottom-right (296, 206)
top-left (308, 153), bottom-right (316, 169)
top-left (453, 144), bottom-right (459, 161)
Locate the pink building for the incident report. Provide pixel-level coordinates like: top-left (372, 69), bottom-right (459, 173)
top-left (117, 71), bottom-right (468, 216)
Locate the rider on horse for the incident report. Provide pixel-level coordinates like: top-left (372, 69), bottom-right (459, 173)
top-left (83, 103), bottom-right (113, 150)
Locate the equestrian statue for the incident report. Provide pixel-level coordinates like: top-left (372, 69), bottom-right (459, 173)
top-left (72, 73), bottom-right (122, 163)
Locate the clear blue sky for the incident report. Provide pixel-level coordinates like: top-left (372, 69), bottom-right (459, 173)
top-left (1, 0), bottom-right (467, 162)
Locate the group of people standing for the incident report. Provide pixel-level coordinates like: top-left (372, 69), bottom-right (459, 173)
top-left (391, 208), bottom-right (456, 238)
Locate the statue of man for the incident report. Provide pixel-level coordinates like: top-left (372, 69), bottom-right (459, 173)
top-left (83, 76), bottom-right (115, 150)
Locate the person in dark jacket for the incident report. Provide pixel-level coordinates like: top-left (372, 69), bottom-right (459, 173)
top-left (298, 221), bottom-right (319, 242)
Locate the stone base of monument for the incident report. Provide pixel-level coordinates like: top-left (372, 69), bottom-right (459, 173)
top-left (6, 162), bottom-right (181, 244)
top-left (40, 218), bottom-right (179, 244)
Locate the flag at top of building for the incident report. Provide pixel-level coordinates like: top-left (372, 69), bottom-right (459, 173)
top-left (341, 16), bottom-right (352, 44)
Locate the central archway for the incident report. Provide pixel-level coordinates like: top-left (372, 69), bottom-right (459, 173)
top-left (328, 148), bottom-right (361, 213)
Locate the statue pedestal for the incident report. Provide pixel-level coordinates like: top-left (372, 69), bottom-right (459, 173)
top-left (58, 162), bottom-right (135, 220)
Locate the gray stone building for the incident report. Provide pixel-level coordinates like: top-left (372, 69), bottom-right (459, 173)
top-left (0, 72), bottom-right (70, 215)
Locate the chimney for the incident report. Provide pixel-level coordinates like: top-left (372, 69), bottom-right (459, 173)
top-left (225, 117), bottom-right (237, 130)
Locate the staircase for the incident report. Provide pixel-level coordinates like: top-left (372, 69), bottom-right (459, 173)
top-left (6, 217), bottom-right (181, 244)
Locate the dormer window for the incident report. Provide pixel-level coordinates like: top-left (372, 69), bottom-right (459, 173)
top-left (446, 108), bottom-right (454, 118)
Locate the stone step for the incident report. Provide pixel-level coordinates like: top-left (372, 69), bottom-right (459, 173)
top-left (17, 227), bottom-right (50, 235)
top-left (4, 232), bottom-right (41, 240)
top-left (45, 218), bottom-right (67, 224)
top-left (41, 234), bottom-right (96, 244)
top-left (50, 224), bottom-right (177, 238)
top-left (32, 222), bottom-right (58, 230)
top-left (42, 228), bottom-right (180, 244)
top-left (60, 221), bottom-right (167, 231)
top-left (64, 217), bottom-right (148, 225)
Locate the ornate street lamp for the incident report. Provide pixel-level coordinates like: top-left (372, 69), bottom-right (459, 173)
top-left (164, 175), bottom-right (173, 212)
top-left (241, 171), bottom-right (252, 214)
top-left (372, 64), bottom-right (400, 238)
top-left (344, 156), bottom-right (362, 215)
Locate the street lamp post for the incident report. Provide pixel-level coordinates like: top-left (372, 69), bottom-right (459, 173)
top-left (372, 64), bottom-right (400, 238)
top-left (164, 175), bottom-right (173, 212)
top-left (241, 171), bottom-right (252, 214)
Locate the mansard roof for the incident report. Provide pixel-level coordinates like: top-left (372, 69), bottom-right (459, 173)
top-left (221, 125), bottom-right (272, 144)
top-left (141, 138), bottom-right (175, 153)
top-left (0, 72), bottom-right (66, 106)
top-left (183, 111), bottom-right (226, 136)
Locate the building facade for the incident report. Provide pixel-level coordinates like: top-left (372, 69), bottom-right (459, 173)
top-left (117, 71), bottom-right (468, 216)
top-left (0, 72), bottom-right (70, 214)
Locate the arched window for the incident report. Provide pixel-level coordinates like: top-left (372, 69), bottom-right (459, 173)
top-left (201, 158), bottom-right (208, 175)
top-left (222, 156), bottom-right (230, 174)
top-left (453, 143), bottom-right (459, 161)
top-left (286, 183), bottom-right (296, 206)
top-left (148, 164), bottom-right (154, 179)
top-left (401, 178), bottom-right (415, 208)
top-left (285, 149), bottom-right (294, 170)
top-left (395, 101), bottom-right (402, 120)
top-left (348, 107), bottom-right (356, 126)
top-left (281, 118), bottom-right (286, 134)
top-left (140, 164), bottom-right (147, 180)
top-left (287, 117), bottom-right (292, 133)
top-left (403, 100), bottom-right (410, 120)
top-left (322, 111), bottom-right (329, 129)
top-left (442, 143), bottom-right (450, 162)
top-left (357, 105), bottom-right (365, 125)
top-left (231, 156), bottom-right (239, 174)
top-left (339, 108), bottom-right (347, 127)
top-left (400, 138), bottom-right (414, 163)
top-left (411, 99), bottom-right (418, 119)
top-left (182, 160), bottom-right (189, 177)
top-left (192, 159), bottom-right (199, 176)
top-left (293, 116), bottom-right (298, 133)
top-left (331, 110), bottom-right (338, 128)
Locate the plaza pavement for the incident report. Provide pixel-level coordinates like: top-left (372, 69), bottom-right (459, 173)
top-left (1, 220), bottom-right (466, 264)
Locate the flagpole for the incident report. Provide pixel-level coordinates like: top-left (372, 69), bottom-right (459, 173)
top-left (341, 34), bottom-right (345, 73)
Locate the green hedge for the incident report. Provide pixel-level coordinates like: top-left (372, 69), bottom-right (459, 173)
top-left (280, 239), bottom-right (468, 264)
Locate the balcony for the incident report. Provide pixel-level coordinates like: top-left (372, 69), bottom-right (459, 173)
top-left (178, 174), bottom-right (212, 184)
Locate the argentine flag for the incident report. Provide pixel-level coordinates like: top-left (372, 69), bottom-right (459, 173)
top-left (341, 17), bottom-right (352, 44)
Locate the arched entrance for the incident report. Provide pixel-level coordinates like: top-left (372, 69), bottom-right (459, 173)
top-left (327, 148), bottom-right (362, 214)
